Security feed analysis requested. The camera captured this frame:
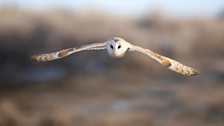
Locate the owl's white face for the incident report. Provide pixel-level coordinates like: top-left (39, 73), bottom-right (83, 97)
top-left (106, 37), bottom-right (130, 58)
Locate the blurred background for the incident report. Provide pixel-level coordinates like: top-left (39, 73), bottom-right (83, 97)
top-left (0, 0), bottom-right (224, 126)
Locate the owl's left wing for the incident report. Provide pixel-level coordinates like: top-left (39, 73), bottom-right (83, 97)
top-left (31, 42), bottom-right (107, 62)
top-left (130, 44), bottom-right (199, 76)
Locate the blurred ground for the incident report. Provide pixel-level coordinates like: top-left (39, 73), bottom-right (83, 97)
top-left (0, 8), bottom-right (224, 126)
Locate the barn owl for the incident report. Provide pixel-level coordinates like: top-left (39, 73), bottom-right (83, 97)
top-left (31, 37), bottom-right (199, 76)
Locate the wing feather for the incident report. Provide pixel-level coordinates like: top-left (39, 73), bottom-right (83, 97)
top-left (130, 45), bottom-right (199, 76)
top-left (31, 42), bottom-right (106, 62)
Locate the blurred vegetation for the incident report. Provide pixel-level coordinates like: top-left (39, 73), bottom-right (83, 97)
top-left (0, 8), bottom-right (224, 85)
top-left (0, 8), bottom-right (224, 126)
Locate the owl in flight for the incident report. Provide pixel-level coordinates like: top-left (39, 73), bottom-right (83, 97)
top-left (31, 37), bottom-right (199, 76)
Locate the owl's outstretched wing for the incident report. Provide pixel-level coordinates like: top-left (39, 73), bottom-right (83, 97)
top-left (31, 42), bottom-right (107, 62)
top-left (130, 44), bottom-right (199, 76)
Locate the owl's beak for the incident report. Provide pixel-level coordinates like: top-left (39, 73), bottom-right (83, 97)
top-left (114, 52), bottom-right (119, 56)
top-left (111, 52), bottom-right (124, 58)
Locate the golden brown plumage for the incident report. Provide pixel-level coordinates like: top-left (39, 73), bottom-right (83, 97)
top-left (31, 37), bottom-right (199, 76)
top-left (131, 45), bottom-right (199, 76)
top-left (31, 43), bottom-right (106, 62)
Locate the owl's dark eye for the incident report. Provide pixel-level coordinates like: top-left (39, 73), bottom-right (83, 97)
top-left (110, 45), bottom-right (113, 49)
top-left (118, 45), bottom-right (121, 49)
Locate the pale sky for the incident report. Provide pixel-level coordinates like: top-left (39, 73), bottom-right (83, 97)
top-left (1, 0), bottom-right (224, 16)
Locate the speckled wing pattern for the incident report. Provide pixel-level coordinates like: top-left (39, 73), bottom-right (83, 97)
top-left (131, 45), bottom-right (199, 76)
top-left (31, 42), bottom-right (106, 62)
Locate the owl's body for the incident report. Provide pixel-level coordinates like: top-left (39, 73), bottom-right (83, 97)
top-left (31, 37), bottom-right (199, 76)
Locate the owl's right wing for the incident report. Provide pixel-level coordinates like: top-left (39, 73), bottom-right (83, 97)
top-left (31, 42), bottom-right (107, 62)
top-left (130, 44), bottom-right (199, 76)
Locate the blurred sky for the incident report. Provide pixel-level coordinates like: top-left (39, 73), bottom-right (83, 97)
top-left (0, 0), bottom-right (224, 16)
